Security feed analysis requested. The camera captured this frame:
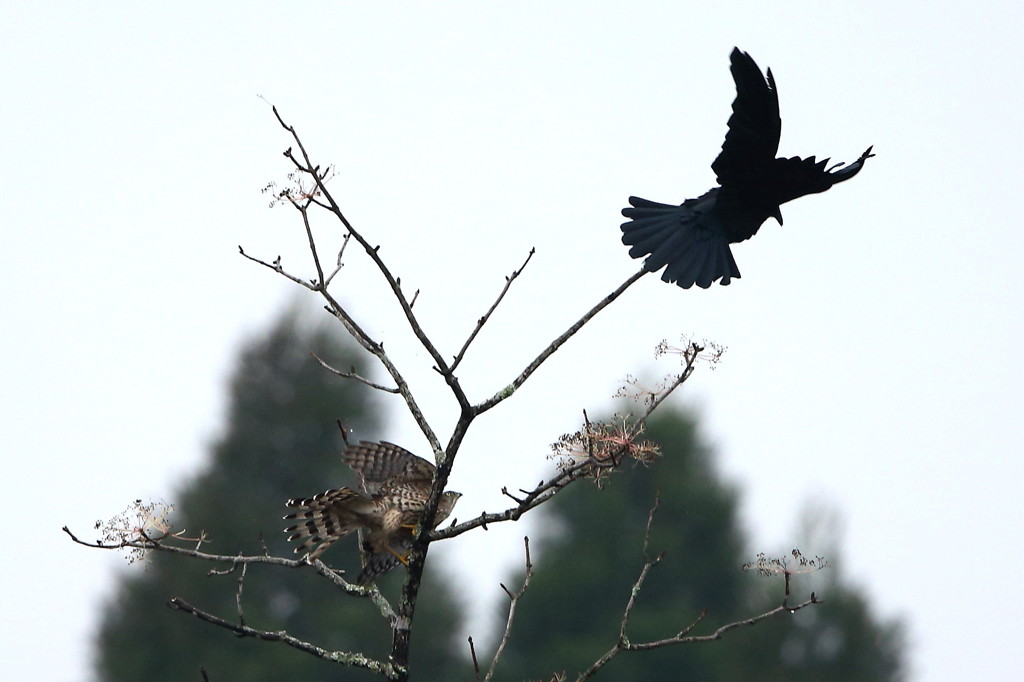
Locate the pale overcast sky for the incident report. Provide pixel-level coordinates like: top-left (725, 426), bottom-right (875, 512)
top-left (3, 3), bottom-right (1023, 681)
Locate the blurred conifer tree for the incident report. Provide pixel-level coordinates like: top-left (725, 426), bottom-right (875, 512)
top-left (492, 409), bottom-right (905, 681)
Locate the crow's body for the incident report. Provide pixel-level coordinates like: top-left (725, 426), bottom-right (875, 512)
top-left (621, 48), bottom-right (873, 288)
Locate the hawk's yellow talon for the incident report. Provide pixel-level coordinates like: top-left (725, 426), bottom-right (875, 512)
top-left (385, 544), bottom-right (410, 565)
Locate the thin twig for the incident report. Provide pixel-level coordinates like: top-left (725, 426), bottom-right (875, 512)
top-left (237, 247), bottom-right (317, 290)
top-left (468, 637), bottom-right (481, 681)
top-left (630, 595), bottom-right (821, 649)
top-left (573, 492), bottom-right (824, 681)
top-left (310, 352), bottom-right (400, 393)
top-left (294, 202), bottom-right (326, 288)
top-left (260, 109), bottom-right (448, 457)
top-left (235, 563), bottom-right (248, 627)
top-left (335, 418), bottom-right (351, 447)
top-left (576, 494), bottom-right (664, 680)
top-left (476, 268), bottom-right (647, 414)
top-left (272, 107), bottom-right (471, 421)
top-left (317, 286), bottom-right (444, 456)
top-left (452, 248), bottom-right (535, 372)
top-left (485, 537), bottom-right (534, 682)
top-left (324, 232), bottom-right (352, 287)
top-left (65, 526), bottom-right (297, 566)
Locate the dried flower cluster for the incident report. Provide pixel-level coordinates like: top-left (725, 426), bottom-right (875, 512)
top-left (742, 549), bottom-right (829, 578)
top-left (93, 499), bottom-right (206, 564)
top-left (614, 339), bottom-right (726, 408)
top-left (550, 416), bottom-right (660, 486)
top-left (261, 166), bottom-right (335, 208)
top-left (93, 499), bottom-right (176, 563)
top-left (654, 337), bottom-right (727, 369)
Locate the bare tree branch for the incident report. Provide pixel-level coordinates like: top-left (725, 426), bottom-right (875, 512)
top-left (575, 494), bottom-right (665, 680)
top-left (235, 563), bottom-right (248, 627)
top-left (475, 268), bottom-right (648, 415)
top-left (168, 598), bottom-right (400, 679)
top-left (452, 248), bottom-right (536, 372)
top-left (310, 352), bottom-right (400, 394)
top-left (62, 526), bottom-right (396, 621)
top-left (271, 107), bottom-right (472, 423)
top-left (324, 232), bottom-right (352, 287)
top-left (573, 497), bottom-right (824, 681)
top-left (632, 595), bottom-right (821, 650)
top-left (432, 345), bottom-right (702, 543)
top-left (237, 246), bottom-right (318, 290)
top-left (430, 460), bottom-right (589, 541)
top-left (468, 636), bottom-right (481, 681)
top-left (293, 200), bottom-right (326, 288)
top-left (79, 105), bottom-right (753, 682)
top-left (484, 537), bottom-right (534, 682)
top-left (238, 109), bottom-right (450, 459)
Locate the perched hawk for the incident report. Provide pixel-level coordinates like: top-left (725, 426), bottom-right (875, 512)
top-left (620, 47), bottom-right (874, 289)
top-left (284, 440), bottom-right (461, 584)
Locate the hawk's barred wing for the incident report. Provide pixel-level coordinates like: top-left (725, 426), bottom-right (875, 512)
top-left (284, 440), bottom-right (461, 582)
top-left (343, 440), bottom-right (436, 495)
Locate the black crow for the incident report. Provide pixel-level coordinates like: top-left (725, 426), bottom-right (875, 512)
top-left (620, 48), bottom-right (874, 289)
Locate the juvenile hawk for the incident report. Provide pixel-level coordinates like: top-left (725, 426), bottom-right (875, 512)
top-left (284, 440), bottom-right (461, 584)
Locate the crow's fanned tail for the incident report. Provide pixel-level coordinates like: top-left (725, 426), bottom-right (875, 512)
top-left (621, 193), bottom-right (740, 289)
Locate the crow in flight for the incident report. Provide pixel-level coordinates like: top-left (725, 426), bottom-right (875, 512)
top-left (620, 48), bottom-right (874, 288)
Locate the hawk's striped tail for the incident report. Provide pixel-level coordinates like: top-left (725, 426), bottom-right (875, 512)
top-left (283, 488), bottom-right (366, 559)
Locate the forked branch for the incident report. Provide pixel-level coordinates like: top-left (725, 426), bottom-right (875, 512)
top-left (483, 537), bottom-right (534, 682)
top-left (271, 106), bottom-right (470, 418)
top-left (433, 343), bottom-right (704, 542)
top-left (574, 496), bottom-right (824, 681)
top-left (475, 268), bottom-right (648, 414)
top-left (452, 248), bottom-right (536, 372)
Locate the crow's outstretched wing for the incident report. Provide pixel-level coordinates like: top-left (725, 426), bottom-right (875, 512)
top-left (769, 146), bottom-right (876, 206)
top-left (711, 48), bottom-right (781, 190)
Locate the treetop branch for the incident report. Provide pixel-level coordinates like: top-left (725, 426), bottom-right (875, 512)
top-left (452, 247), bottom-right (536, 372)
top-left (475, 268), bottom-right (648, 415)
top-left (271, 107), bottom-right (470, 415)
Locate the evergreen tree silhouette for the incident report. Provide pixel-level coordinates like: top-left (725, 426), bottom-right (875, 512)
top-left (493, 409), bottom-right (904, 681)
